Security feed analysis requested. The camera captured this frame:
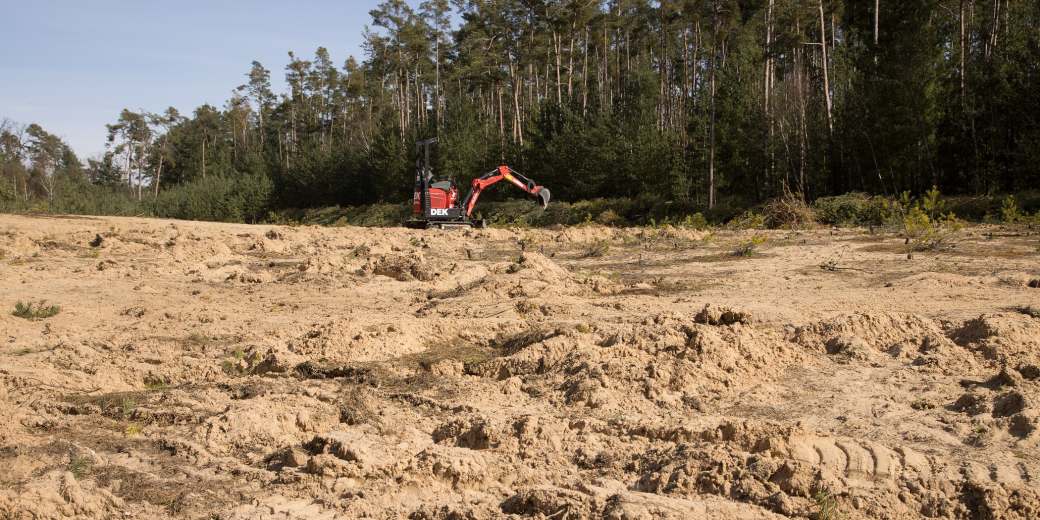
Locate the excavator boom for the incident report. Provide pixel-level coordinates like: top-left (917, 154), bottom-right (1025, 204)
top-left (462, 165), bottom-right (551, 218)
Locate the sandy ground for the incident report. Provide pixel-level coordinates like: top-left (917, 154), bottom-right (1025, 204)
top-left (0, 213), bottom-right (1038, 519)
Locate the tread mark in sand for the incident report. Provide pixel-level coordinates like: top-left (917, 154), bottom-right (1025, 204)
top-left (784, 436), bottom-right (1030, 486)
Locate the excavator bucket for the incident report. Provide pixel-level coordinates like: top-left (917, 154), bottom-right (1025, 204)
top-left (537, 188), bottom-right (551, 209)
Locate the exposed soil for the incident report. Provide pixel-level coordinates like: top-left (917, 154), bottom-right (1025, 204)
top-left (1, 214), bottom-right (1039, 519)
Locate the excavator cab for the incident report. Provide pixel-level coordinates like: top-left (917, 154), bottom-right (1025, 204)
top-left (406, 139), bottom-right (549, 229)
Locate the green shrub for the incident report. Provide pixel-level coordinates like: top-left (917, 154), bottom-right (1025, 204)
top-left (152, 173), bottom-right (273, 222)
top-left (732, 235), bottom-right (767, 257)
top-left (342, 203), bottom-right (410, 226)
top-left (12, 300), bottom-right (61, 320)
top-left (813, 192), bottom-right (891, 226)
top-left (678, 213), bottom-right (710, 230)
top-left (726, 211), bottom-right (766, 230)
top-left (894, 190), bottom-right (964, 257)
top-left (266, 203), bottom-right (409, 227)
top-left (0, 180), bottom-right (14, 203)
top-left (1001, 195), bottom-right (1024, 223)
top-left (944, 191), bottom-right (1040, 222)
top-left (67, 455), bottom-right (93, 479)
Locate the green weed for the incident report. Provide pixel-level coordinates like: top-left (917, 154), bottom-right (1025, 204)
top-left (727, 211), bottom-right (766, 230)
top-left (894, 188), bottom-right (964, 258)
top-left (813, 491), bottom-right (844, 520)
top-left (732, 235), bottom-right (768, 257)
top-left (67, 455), bottom-right (93, 479)
top-left (12, 300), bottom-right (61, 320)
top-left (143, 374), bottom-right (169, 391)
top-left (1002, 195), bottom-right (1024, 224)
top-left (221, 348), bottom-right (262, 376)
top-left (120, 396), bottom-right (137, 419)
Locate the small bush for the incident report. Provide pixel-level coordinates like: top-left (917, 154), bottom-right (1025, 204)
top-left (514, 300), bottom-right (537, 315)
top-left (581, 240), bottom-right (611, 258)
top-left (12, 300), bottom-right (61, 320)
top-left (813, 192), bottom-right (891, 227)
top-left (0, 180), bottom-right (17, 205)
top-left (726, 211), bottom-right (766, 230)
top-left (595, 209), bottom-right (623, 227)
top-left (221, 348), bottom-right (263, 376)
top-left (894, 189), bottom-right (964, 257)
top-left (945, 191), bottom-right (1040, 222)
top-left (120, 396), bottom-right (137, 419)
top-left (763, 192), bottom-right (816, 229)
top-left (732, 235), bottom-right (768, 257)
top-left (1001, 195), bottom-right (1025, 224)
top-left (67, 455), bottom-right (93, 479)
top-left (677, 213), bottom-right (710, 230)
top-left (143, 374), bottom-right (169, 391)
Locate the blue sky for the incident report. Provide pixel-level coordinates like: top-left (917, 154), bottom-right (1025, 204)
top-left (0, 0), bottom-right (392, 159)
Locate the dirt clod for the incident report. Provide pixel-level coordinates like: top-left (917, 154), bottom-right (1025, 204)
top-left (694, 304), bottom-right (753, 326)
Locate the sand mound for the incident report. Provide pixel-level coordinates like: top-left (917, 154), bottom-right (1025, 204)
top-left (166, 235), bottom-right (234, 262)
top-left (951, 312), bottom-right (1040, 365)
top-left (198, 394), bottom-right (338, 460)
top-left (0, 233), bottom-right (41, 258)
top-left (467, 311), bottom-right (796, 412)
top-left (364, 252), bottom-right (437, 282)
top-left (551, 226), bottom-right (620, 244)
top-left (632, 417), bottom-right (1040, 519)
top-left (288, 319), bottom-right (457, 362)
top-left (794, 313), bottom-right (976, 372)
top-left (188, 254), bottom-right (275, 284)
top-left (901, 272), bottom-right (987, 289)
top-left (0, 471), bottom-right (124, 519)
top-left (488, 252), bottom-right (618, 299)
top-left (500, 483), bottom-right (784, 519)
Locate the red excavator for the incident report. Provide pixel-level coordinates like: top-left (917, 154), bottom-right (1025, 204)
top-left (406, 138), bottom-right (550, 229)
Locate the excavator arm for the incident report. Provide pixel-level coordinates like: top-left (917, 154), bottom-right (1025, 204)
top-left (462, 165), bottom-right (551, 217)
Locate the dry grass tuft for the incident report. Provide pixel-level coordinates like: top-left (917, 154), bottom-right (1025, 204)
top-left (763, 191), bottom-right (817, 229)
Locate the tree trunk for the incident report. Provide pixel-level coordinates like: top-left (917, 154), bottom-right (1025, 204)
top-left (125, 137), bottom-right (134, 192)
top-left (765, 0), bottom-right (775, 188)
top-left (497, 82), bottom-right (506, 152)
top-left (960, 0), bottom-right (967, 108)
top-left (567, 26), bottom-right (575, 99)
top-left (708, 4), bottom-right (720, 209)
top-left (136, 144), bottom-right (146, 200)
top-left (875, 0), bottom-right (880, 45)
top-left (553, 31), bottom-right (563, 104)
top-left (582, 28), bottom-right (589, 117)
top-left (819, 0), bottom-right (834, 135)
top-left (154, 149), bottom-right (164, 198)
top-left (795, 13), bottom-right (808, 191)
top-left (435, 38), bottom-right (442, 128)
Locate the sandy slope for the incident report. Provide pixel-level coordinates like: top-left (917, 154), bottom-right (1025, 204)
top-left (0, 213), bottom-right (1038, 519)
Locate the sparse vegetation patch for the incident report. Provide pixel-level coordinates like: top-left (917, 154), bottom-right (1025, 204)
top-left (12, 300), bottom-right (61, 320)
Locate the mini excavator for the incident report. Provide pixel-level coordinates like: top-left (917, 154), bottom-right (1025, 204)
top-left (406, 138), bottom-right (551, 229)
